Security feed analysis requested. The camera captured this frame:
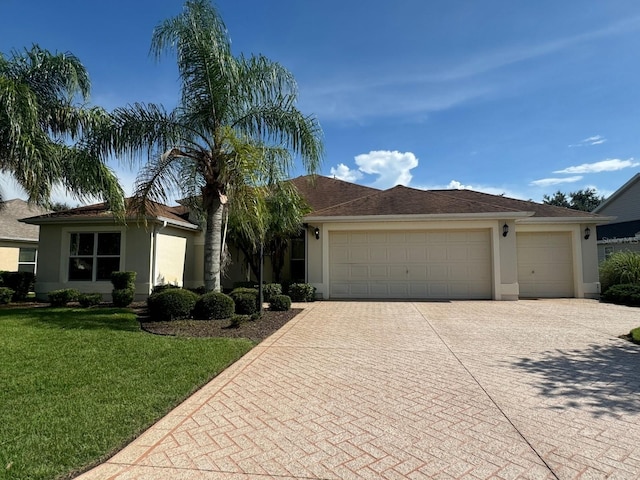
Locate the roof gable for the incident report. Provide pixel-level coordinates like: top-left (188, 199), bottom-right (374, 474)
top-left (0, 199), bottom-right (51, 241)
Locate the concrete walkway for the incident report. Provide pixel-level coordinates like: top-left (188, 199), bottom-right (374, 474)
top-left (78, 300), bottom-right (640, 479)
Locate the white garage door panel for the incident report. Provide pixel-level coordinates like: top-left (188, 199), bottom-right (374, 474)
top-left (329, 230), bottom-right (492, 299)
top-left (517, 232), bottom-right (574, 298)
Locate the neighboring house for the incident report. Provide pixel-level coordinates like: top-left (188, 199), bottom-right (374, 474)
top-left (593, 173), bottom-right (640, 262)
top-left (22, 175), bottom-right (607, 301)
top-left (0, 199), bottom-right (51, 273)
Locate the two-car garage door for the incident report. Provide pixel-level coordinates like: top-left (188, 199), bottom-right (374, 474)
top-left (329, 230), bottom-right (492, 299)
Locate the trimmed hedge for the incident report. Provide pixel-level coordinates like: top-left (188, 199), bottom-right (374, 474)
top-left (263, 283), bottom-right (282, 303)
top-left (233, 281), bottom-right (257, 289)
top-left (147, 288), bottom-right (199, 321)
top-left (78, 293), bottom-right (103, 308)
top-left (151, 283), bottom-right (181, 294)
top-left (0, 271), bottom-right (35, 301)
top-left (0, 287), bottom-right (14, 305)
top-left (229, 288), bottom-right (259, 315)
top-left (600, 283), bottom-right (640, 307)
top-left (287, 283), bottom-right (316, 302)
top-left (111, 271), bottom-right (137, 289)
top-left (193, 292), bottom-right (235, 320)
top-left (112, 288), bottom-right (135, 307)
top-left (48, 289), bottom-right (79, 307)
top-left (269, 294), bottom-right (291, 312)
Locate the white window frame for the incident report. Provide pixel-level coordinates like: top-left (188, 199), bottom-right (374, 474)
top-left (18, 247), bottom-right (38, 274)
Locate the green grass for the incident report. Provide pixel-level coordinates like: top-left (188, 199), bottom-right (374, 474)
top-left (631, 327), bottom-right (640, 344)
top-left (0, 307), bottom-right (254, 480)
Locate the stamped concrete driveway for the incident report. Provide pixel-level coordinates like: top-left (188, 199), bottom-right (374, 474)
top-left (79, 300), bottom-right (640, 480)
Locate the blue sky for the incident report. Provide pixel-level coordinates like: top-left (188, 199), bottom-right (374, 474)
top-left (2, 0), bottom-right (640, 204)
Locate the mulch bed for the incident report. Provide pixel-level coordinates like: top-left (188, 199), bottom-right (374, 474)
top-left (138, 308), bottom-right (302, 343)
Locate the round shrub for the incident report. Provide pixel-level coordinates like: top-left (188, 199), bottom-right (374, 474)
top-left (193, 292), bottom-right (235, 320)
top-left (112, 288), bottom-right (135, 307)
top-left (229, 314), bottom-right (250, 328)
top-left (151, 283), bottom-right (181, 294)
top-left (147, 288), bottom-right (199, 321)
top-left (48, 289), bottom-right (79, 307)
top-left (262, 283), bottom-right (282, 302)
top-left (78, 293), bottom-right (103, 308)
top-left (269, 294), bottom-right (291, 311)
top-left (111, 271), bottom-right (137, 290)
top-left (229, 288), bottom-right (259, 315)
top-left (0, 287), bottom-right (14, 305)
top-left (287, 283), bottom-right (316, 302)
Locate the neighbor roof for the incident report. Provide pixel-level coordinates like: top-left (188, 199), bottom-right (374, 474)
top-left (0, 199), bottom-right (51, 241)
top-left (21, 198), bottom-right (198, 230)
top-left (593, 173), bottom-right (640, 214)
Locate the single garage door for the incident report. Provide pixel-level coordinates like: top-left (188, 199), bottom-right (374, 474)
top-left (329, 230), bottom-right (492, 299)
top-left (517, 232), bottom-right (574, 298)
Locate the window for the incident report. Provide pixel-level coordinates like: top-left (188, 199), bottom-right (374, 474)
top-left (604, 246), bottom-right (614, 259)
top-left (69, 232), bottom-right (121, 281)
top-left (290, 232), bottom-right (306, 282)
top-left (18, 248), bottom-right (37, 274)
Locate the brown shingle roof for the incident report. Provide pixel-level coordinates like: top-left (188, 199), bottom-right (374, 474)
top-left (21, 198), bottom-right (198, 228)
top-left (290, 175), bottom-right (379, 213)
top-left (0, 199), bottom-right (51, 241)
top-left (307, 185), bottom-right (602, 218)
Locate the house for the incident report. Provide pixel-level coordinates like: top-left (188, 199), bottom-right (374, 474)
top-left (22, 175), bottom-right (607, 301)
top-left (0, 199), bottom-right (51, 273)
top-left (593, 173), bottom-right (640, 262)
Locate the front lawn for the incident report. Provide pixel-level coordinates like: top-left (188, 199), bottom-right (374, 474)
top-left (0, 307), bottom-right (254, 480)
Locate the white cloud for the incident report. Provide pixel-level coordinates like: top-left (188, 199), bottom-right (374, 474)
top-left (329, 163), bottom-right (363, 182)
top-left (530, 176), bottom-right (583, 187)
top-left (569, 135), bottom-right (607, 147)
top-left (554, 158), bottom-right (639, 174)
top-left (354, 150), bottom-right (419, 189)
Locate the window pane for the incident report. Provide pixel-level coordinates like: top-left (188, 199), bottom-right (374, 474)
top-left (69, 257), bottom-right (93, 281)
top-left (290, 260), bottom-right (305, 283)
top-left (19, 248), bottom-right (36, 263)
top-left (70, 233), bottom-right (94, 256)
top-left (17, 264), bottom-right (35, 274)
top-left (96, 257), bottom-right (120, 281)
top-left (97, 232), bottom-right (121, 256)
top-left (291, 239), bottom-right (305, 259)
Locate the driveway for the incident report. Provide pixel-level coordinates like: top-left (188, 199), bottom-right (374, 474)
top-left (79, 300), bottom-right (640, 479)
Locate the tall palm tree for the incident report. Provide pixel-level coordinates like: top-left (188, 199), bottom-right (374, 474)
top-left (0, 45), bottom-right (124, 209)
top-left (93, 0), bottom-right (323, 292)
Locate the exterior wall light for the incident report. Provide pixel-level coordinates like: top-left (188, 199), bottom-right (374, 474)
top-left (502, 223), bottom-right (509, 237)
top-left (314, 227), bottom-right (320, 240)
top-left (584, 227), bottom-right (591, 240)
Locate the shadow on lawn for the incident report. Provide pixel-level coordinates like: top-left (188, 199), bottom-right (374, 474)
top-left (0, 306), bottom-right (140, 332)
top-left (512, 340), bottom-right (640, 417)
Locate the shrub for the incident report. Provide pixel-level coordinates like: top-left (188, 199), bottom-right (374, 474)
top-left (631, 327), bottom-right (640, 344)
top-left (147, 288), bottom-right (199, 321)
top-left (600, 283), bottom-right (640, 307)
top-left (229, 287), bottom-right (259, 315)
top-left (112, 288), bottom-right (135, 307)
top-left (78, 293), bottom-right (103, 308)
top-left (151, 283), bottom-right (181, 294)
top-left (193, 292), bottom-right (234, 320)
top-left (0, 287), bottom-right (14, 305)
top-left (269, 294), bottom-right (291, 311)
top-left (233, 280), bottom-right (257, 289)
top-left (288, 283), bottom-right (316, 302)
top-left (48, 289), bottom-right (79, 307)
top-left (599, 251), bottom-right (640, 293)
top-left (187, 285), bottom-right (207, 295)
top-left (111, 271), bottom-right (137, 290)
top-left (262, 283), bottom-right (282, 303)
top-left (0, 271), bottom-right (36, 301)
top-left (229, 314), bottom-right (250, 328)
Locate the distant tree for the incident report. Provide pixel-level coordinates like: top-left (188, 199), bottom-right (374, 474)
top-left (543, 188), bottom-right (604, 212)
top-left (50, 201), bottom-right (72, 212)
top-left (0, 45), bottom-right (124, 211)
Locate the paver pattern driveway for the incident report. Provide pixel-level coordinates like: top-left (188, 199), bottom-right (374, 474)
top-left (79, 300), bottom-right (640, 479)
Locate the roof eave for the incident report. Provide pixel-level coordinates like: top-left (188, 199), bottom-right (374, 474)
top-left (517, 216), bottom-right (614, 225)
top-left (21, 215), bottom-right (199, 231)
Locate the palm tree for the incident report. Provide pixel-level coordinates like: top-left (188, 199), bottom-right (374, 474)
top-left (93, 0), bottom-right (323, 292)
top-left (0, 45), bottom-right (124, 209)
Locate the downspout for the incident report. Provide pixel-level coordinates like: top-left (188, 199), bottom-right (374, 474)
top-left (150, 220), bottom-right (168, 294)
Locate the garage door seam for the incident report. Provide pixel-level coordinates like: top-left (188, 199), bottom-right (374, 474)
top-left (412, 303), bottom-right (561, 480)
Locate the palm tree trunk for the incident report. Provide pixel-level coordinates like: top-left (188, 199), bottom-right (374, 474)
top-left (204, 195), bottom-right (224, 292)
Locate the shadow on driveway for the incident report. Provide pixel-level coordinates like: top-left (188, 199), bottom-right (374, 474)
top-left (512, 341), bottom-right (640, 417)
